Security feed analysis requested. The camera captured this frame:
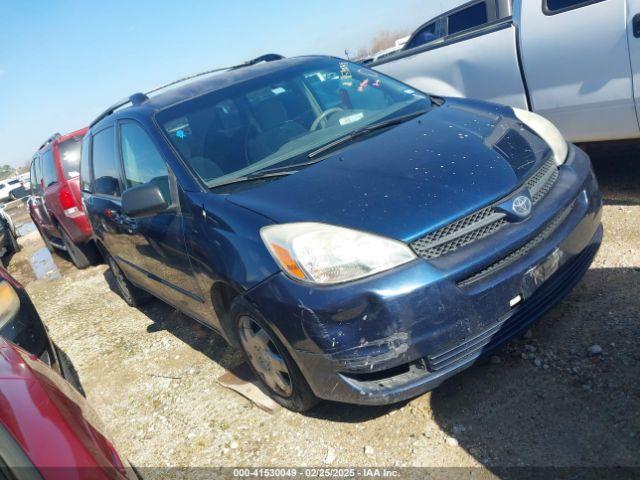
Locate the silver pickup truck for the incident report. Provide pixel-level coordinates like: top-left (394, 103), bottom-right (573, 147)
top-left (374, 0), bottom-right (640, 143)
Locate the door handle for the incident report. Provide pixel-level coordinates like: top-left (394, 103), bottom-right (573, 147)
top-left (634, 14), bottom-right (640, 38)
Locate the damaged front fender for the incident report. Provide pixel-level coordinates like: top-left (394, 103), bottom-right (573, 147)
top-left (244, 260), bottom-right (479, 375)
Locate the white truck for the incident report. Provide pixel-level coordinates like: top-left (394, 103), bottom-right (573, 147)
top-left (373, 0), bottom-right (640, 143)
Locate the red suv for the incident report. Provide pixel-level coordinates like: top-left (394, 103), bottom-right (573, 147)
top-left (29, 128), bottom-right (99, 268)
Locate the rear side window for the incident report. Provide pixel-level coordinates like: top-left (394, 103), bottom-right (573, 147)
top-left (405, 21), bottom-right (444, 50)
top-left (80, 134), bottom-right (92, 192)
top-left (544, 0), bottom-right (603, 12)
top-left (30, 159), bottom-right (37, 191)
top-left (91, 127), bottom-right (121, 197)
top-left (120, 122), bottom-right (171, 203)
top-left (58, 136), bottom-right (83, 179)
top-left (448, 2), bottom-right (488, 35)
top-left (41, 149), bottom-right (58, 187)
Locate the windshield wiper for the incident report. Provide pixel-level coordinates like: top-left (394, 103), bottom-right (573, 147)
top-left (209, 170), bottom-right (296, 189)
top-left (243, 158), bottom-right (326, 177)
top-left (308, 109), bottom-right (430, 159)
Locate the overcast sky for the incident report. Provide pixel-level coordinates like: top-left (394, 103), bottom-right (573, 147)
top-left (0, 0), bottom-right (465, 168)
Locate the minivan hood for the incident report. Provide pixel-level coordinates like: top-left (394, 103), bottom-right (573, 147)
top-left (227, 100), bottom-right (552, 242)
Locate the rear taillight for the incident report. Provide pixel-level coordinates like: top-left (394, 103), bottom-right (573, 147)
top-left (59, 186), bottom-right (79, 217)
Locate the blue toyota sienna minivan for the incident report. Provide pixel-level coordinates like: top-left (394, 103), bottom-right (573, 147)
top-left (81, 55), bottom-right (602, 411)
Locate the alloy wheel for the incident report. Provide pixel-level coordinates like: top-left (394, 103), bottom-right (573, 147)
top-left (238, 316), bottom-right (293, 397)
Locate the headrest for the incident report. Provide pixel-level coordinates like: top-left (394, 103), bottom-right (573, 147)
top-left (253, 99), bottom-right (288, 131)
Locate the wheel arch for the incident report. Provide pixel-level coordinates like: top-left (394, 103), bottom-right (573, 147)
top-left (210, 281), bottom-right (243, 347)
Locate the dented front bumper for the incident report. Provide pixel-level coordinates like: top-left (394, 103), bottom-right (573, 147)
top-left (246, 147), bottom-right (602, 405)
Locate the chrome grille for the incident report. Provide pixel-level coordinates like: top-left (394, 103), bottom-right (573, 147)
top-left (410, 157), bottom-right (560, 261)
top-left (458, 201), bottom-right (575, 287)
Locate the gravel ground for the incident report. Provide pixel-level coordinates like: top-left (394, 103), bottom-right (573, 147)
top-left (4, 145), bottom-right (639, 474)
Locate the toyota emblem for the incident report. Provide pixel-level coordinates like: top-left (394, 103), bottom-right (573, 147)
top-left (512, 195), bottom-right (533, 217)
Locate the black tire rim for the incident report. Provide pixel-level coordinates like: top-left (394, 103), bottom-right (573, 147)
top-left (238, 315), bottom-right (293, 397)
top-left (109, 257), bottom-right (133, 304)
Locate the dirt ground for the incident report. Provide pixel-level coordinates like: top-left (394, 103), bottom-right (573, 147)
top-left (4, 145), bottom-right (639, 474)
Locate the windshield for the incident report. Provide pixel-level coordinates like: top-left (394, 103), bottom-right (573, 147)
top-left (156, 57), bottom-right (430, 187)
top-left (59, 135), bottom-right (83, 179)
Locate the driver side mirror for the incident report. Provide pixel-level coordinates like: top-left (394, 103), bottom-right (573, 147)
top-left (121, 183), bottom-right (168, 218)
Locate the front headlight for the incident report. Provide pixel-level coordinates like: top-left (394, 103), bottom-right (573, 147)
top-left (261, 223), bottom-right (417, 285)
top-left (512, 107), bottom-right (568, 166)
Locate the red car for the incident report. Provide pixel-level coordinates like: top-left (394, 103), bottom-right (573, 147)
top-left (0, 267), bottom-right (135, 479)
top-left (29, 129), bottom-right (99, 269)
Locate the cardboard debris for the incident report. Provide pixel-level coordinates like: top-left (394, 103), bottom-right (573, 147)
top-left (217, 363), bottom-right (280, 413)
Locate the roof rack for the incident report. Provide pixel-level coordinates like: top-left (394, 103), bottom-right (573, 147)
top-left (90, 53), bottom-right (285, 127)
top-left (39, 133), bottom-right (61, 150)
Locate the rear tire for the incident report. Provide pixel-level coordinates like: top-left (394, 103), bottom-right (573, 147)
top-left (60, 229), bottom-right (97, 269)
top-left (6, 224), bottom-right (20, 255)
top-left (34, 224), bottom-right (55, 253)
top-left (230, 298), bottom-right (319, 412)
top-left (106, 254), bottom-right (153, 307)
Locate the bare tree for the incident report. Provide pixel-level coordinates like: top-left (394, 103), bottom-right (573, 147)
top-left (355, 47), bottom-right (371, 59)
top-left (356, 29), bottom-right (411, 58)
top-left (18, 161), bottom-right (31, 174)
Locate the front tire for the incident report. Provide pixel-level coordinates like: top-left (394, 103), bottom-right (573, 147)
top-left (106, 254), bottom-right (153, 307)
top-left (230, 298), bottom-right (319, 412)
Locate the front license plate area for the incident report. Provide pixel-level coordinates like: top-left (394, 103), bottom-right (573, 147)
top-left (521, 248), bottom-right (563, 299)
